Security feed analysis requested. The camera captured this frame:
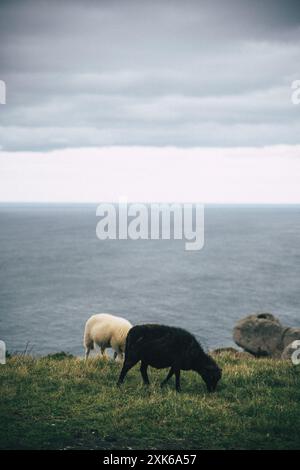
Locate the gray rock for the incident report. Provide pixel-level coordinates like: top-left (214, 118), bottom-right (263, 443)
top-left (233, 313), bottom-right (300, 358)
top-left (282, 328), bottom-right (300, 349)
top-left (233, 313), bottom-right (284, 358)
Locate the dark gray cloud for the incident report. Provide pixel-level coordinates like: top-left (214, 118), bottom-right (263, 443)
top-left (0, 0), bottom-right (300, 150)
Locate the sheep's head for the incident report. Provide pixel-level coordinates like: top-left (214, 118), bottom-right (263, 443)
top-left (200, 364), bottom-right (222, 392)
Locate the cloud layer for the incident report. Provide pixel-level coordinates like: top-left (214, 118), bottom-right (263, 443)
top-left (0, 0), bottom-right (300, 150)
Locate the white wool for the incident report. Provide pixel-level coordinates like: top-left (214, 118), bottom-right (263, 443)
top-left (83, 313), bottom-right (132, 360)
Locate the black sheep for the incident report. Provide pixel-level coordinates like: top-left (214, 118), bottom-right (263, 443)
top-left (117, 324), bottom-right (222, 392)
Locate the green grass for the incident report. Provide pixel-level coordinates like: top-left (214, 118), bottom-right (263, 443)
top-left (0, 353), bottom-right (300, 449)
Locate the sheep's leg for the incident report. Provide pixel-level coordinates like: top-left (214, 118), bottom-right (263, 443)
top-left (85, 346), bottom-right (91, 361)
top-left (117, 358), bottom-right (139, 386)
top-left (140, 361), bottom-right (150, 385)
top-left (175, 369), bottom-right (181, 392)
top-left (100, 346), bottom-right (108, 359)
top-left (115, 352), bottom-right (124, 362)
top-left (113, 348), bottom-right (124, 361)
top-left (160, 366), bottom-right (175, 388)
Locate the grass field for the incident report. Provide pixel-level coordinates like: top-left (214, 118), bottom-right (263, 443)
top-left (0, 352), bottom-right (299, 450)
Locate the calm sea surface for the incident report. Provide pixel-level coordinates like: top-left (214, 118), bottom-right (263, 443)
top-left (0, 204), bottom-right (299, 356)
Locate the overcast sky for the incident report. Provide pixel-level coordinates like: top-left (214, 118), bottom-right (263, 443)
top-left (0, 0), bottom-right (300, 202)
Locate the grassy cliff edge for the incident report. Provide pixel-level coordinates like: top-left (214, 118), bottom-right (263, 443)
top-left (0, 353), bottom-right (299, 449)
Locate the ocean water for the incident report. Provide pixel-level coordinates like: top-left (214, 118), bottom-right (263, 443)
top-left (0, 204), bottom-right (299, 356)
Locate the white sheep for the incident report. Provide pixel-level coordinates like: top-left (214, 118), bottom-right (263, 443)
top-left (83, 313), bottom-right (132, 361)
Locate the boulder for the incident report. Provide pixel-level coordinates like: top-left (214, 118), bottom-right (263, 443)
top-left (233, 313), bottom-right (284, 358)
top-left (282, 327), bottom-right (300, 349)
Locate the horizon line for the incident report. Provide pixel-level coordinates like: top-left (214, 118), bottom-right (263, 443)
top-left (1, 201), bottom-right (300, 206)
